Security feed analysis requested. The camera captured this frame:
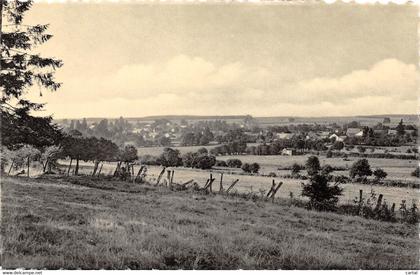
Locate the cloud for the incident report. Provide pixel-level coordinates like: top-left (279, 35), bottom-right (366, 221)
top-left (32, 56), bottom-right (418, 118)
top-left (292, 58), bottom-right (417, 104)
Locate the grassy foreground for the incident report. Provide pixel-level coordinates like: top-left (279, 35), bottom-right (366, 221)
top-left (1, 175), bottom-right (418, 269)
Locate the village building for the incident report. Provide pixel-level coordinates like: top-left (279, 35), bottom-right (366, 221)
top-left (281, 148), bottom-right (296, 156)
top-left (276, 132), bottom-right (295, 140)
top-left (346, 128), bottom-right (363, 137)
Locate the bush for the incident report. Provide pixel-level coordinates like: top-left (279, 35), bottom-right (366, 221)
top-left (268, 172), bottom-right (277, 177)
top-left (195, 154), bottom-right (216, 170)
top-left (215, 160), bottom-right (227, 167)
top-left (158, 148), bottom-right (182, 167)
top-left (411, 167), bottom-right (419, 178)
top-left (301, 174), bottom-right (343, 211)
top-left (291, 163), bottom-right (301, 176)
top-left (373, 168), bottom-right (387, 182)
top-left (326, 150), bottom-right (333, 158)
top-left (241, 162), bottom-right (259, 173)
top-left (250, 162), bottom-right (260, 173)
top-left (226, 159), bottom-right (242, 168)
top-left (241, 163), bottom-right (251, 173)
top-left (182, 152), bottom-right (216, 169)
top-left (349, 159), bottom-right (372, 179)
top-left (305, 156), bottom-right (320, 176)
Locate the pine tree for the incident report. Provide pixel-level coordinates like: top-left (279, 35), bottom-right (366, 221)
top-left (1, 0), bottom-right (63, 148)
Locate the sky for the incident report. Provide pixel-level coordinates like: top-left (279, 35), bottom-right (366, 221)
top-left (24, 3), bottom-right (418, 119)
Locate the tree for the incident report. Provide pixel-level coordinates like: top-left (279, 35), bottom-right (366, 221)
top-left (411, 167), bottom-right (420, 178)
top-left (158, 148), bottom-right (182, 167)
top-left (305, 156), bottom-right (320, 176)
top-left (332, 141), bottom-right (344, 151)
top-left (226, 159), bottom-right (242, 168)
top-left (396, 119), bottom-right (405, 136)
top-left (1, 1), bottom-right (63, 148)
top-left (301, 174), bottom-right (343, 211)
top-left (349, 159), bottom-right (372, 179)
top-left (241, 163), bottom-right (251, 173)
top-left (195, 154), bottom-right (216, 170)
top-left (40, 145), bottom-right (61, 173)
top-left (250, 162), bottom-right (260, 173)
top-left (12, 145), bottom-right (40, 177)
top-left (373, 168), bottom-right (387, 183)
top-left (291, 163), bottom-right (301, 176)
top-left (119, 145), bottom-right (138, 164)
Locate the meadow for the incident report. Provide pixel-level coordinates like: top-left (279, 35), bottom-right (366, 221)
top-left (2, 175), bottom-right (418, 269)
top-left (56, 158), bottom-right (418, 206)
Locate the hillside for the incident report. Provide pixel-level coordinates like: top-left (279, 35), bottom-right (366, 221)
top-left (53, 114), bottom-right (418, 126)
top-left (2, 175), bottom-right (418, 269)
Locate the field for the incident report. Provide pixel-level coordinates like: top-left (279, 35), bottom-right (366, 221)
top-left (55, 156), bottom-right (418, 207)
top-left (2, 175), bottom-right (418, 269)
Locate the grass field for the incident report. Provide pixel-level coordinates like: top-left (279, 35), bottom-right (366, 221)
top-left (54, 159), bottom-right (418, 206)
top-left (2, 175), bottom-right (418, 269)
top-left (135, 145), bottom-right (417, 183)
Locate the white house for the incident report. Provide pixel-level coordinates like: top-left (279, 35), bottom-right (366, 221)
top-left (329, 133), bottom-right (345, 142)
top-left (276, 132), bottom-right (295, 140)
top-left (346, 128), bottom-right (363, 137)
top-left (281, 148), bottom-right (296, 156)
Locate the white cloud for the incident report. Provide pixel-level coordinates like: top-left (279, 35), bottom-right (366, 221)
top-left (292, 58), bottom-right (417, 104)
top-left (32, 56), bottom-right (418, 118)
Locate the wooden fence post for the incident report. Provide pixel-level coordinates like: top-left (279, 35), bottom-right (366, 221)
top-left (219, 173), bottom-right (224, 192)
top-left (375, 194), bottom-right (383, 211)
top-left (226, 179), bottom-right (240, 194)
top-left (156, 167), bottom-right (166, 185)
top-left (266, 179), bottom-right (276, 198)
top-left (135, 166), bottom-right (145, 182)
top-left (270, 182), bottom-right (283, 202)
top-left (170, 170), bottom-right (175, 185)
top-left (97, 163), bottom-right (103, 177)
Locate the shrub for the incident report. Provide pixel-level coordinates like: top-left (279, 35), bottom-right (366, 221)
top-left (241, 163), bottom-right (251, 173)
top-left (373, 168), bottom-right (387, 182)
top-left (291, 163), bottom-right (301, 176)
top-left (305, 156), bottom-right (320, 176)
top-left (326, 150), bottom-right (333, 158)
top-left (249, 162), bottom-right (260, 173)
top-left (196, 154), bottom-right (216, 170)
top-left (158, 148), bottom-right (182, 167)
top-left (411, 167), bottom-right (419, 178)
top-left (268, 172), bottom-right (277, 177)
top-left (226, 159), bottom-right (242, 168)
top-left (215, 160), bottom-right (227, 167)
top-left (349, 159), bottom-right (372, 179)
top-left (301, 174), bottom-right (343, 211)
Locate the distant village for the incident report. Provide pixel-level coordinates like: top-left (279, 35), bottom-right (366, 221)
top-left (58, 115), bottom-right (417, 156)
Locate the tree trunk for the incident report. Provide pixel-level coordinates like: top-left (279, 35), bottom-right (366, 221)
top-left (27, 156), bottom-right (30, 178)
top-left (47, 161), bottom-right (52, 174)
top-left (7, 160), bottom-right (14, 175)
top-left (113, 161), bottom-right (121, 177)
top-left (67, 158), bottom-right (73, 176)
top-left (92, 160), bottom-right (99, 176)
top-left (74, 158), bottom-right (79, 175)
top-left (97, 163), bottom-right (103, 177)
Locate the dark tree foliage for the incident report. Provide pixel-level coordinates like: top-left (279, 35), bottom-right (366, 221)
top-left (305, 156), bottom-right (320, 176)
top-left (1, 0), bottom-right (63, 148)
top-left (349, 159), bottom-right (372, 179)
top-left (301, 174), bottom-right (343, 211)
top-left (158, 147), bottom-right (182, 167)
